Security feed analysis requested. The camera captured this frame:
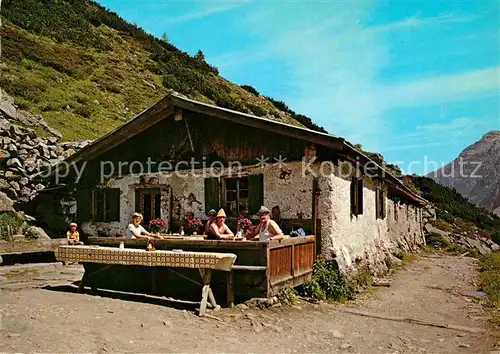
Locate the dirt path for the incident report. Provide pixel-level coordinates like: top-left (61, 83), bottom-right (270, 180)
top-left (0, 255), bottom-right (497, 353)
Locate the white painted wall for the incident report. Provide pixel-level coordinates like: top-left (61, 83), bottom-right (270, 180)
top-left (81, 161), bottom-right (314, 236)
top-left (81, 160), bottom-right (424, 275)
top-left (316, 162), bottom-right (424, 273)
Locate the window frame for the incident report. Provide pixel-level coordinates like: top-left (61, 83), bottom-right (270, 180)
top-left (375, 188), bottom-right (386, 220)
top-left (91, 188), bottom-right (120, 222)
top-left (350, 177), bottom-right (364, 216)
top-left (223, 176), bottom-right (249, 217)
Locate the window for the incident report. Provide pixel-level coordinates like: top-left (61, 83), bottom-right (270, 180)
top-left (204, 174), bottom-right (263, 216)
top-left (225, 177), bottom-right (249, 216)
top-left (91, 188), bottom-right (120, 222)
top-left (350, 178), bottom-right (364, 216)
top-left (375, 189), bottom-right (386, 219)
top-left (135, 188), bottom-right (161, 227)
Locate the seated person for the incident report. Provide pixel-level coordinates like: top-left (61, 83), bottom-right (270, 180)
top-left (207, 209), bottom-right (234, 240)
top-left (246, 206), bottom-right (284, 241)
top-left (204, 209), bottom-right (216, 235)
top-left (179, 211), bottom-right (195, 235)
top-left (127, 212), bottom-right (155, 239)
top-left (66, 222), bottom-right (83, 245)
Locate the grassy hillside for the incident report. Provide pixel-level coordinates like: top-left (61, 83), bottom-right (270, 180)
top-left (0, 0), bottom-right (326, 140)
top-left (411, 176), bottom-right (500, 239)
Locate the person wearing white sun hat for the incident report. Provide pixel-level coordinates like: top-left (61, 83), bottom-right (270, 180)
top-left (246, 206), bottom-right (284, 241)
top-left (207, 209), bottom-right (234, 240)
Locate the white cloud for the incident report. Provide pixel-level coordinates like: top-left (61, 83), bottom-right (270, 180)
top-left (382, 67), bottom-right (499, 108)
top-left (210, 4), bottom-right (496, 152)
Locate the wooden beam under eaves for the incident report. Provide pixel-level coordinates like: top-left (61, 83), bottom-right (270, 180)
top-left (174, 108), bottom-right (183, 121)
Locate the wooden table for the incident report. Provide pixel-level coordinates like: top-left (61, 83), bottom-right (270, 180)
top-left (55, 245), bottom-right (237, 316)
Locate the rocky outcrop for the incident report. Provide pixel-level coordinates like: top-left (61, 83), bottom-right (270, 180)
top-left (0, 112), bottom-right (91, 203)
top-left (24, 226), bottom-right (50, 240)
top-left (0, 88), bottom-right (63, 138)
top-left (430, 131), bottom-right (500, 216)
top-left (423, 218), bottom-right (499, 255)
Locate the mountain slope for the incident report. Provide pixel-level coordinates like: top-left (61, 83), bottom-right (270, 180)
top-left (429, 131), bottom-right (500, 216)
top-left (0, 0), bottom-right (325, 141)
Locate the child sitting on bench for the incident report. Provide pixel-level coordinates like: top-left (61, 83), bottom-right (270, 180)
top-left (67, 222), bottom-right (83, 245)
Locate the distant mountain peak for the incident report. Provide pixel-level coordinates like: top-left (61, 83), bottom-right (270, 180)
top-left (430, 130), bottom-right (500, 216)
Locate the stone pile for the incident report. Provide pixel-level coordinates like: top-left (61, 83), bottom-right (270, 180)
top-left (424, 223), bottom-right (499, 255)
top-left (0, 114), bottom-right (91, 203)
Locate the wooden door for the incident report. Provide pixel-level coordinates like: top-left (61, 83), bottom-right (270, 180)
top-left (135, 188), bottom-right (161, 229)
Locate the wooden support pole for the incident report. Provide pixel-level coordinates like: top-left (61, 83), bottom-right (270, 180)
top-left (226, 271), bottom-right (234, 307)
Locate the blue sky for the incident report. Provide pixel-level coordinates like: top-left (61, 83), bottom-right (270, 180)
top-left (98, 0), bottom-right (499, 175)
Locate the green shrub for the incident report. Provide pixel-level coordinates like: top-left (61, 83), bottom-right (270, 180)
top-left (248, 104), bottom-right (267, 117)
top-left (277, 287), bottom-right (299, 305)
top-left (298, 259), bottom-right (354, 302)
top-left (444, 243), bottom-right (467, 255)
top-left (491, 230), bottom-right (500, 245)
top-left (241, 85), bottom-right (259, 96)
top-left (479, 253), bottom-right (500, 305)
top-left (432, 219), bottom-right (454, 233)
top-left (0, 213), bottom-right (24, 239)
top-left (425, 232), bottom-right (450, 247)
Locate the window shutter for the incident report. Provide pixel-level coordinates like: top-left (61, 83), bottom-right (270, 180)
top-left (381, 190), bottom-right (386, 219)
top-left (248, 174), bottom-right (264, 214)
top-left (76, 189), bottom-right (92, 222)
top-left (107, 189), bottom-right (121, 222)
top-left (375, 189), bottom-right (380, 219)
top-left (350, 179), bottom-right (357, 215)
top-left (204, 177), bottom-right (220, 213)
top-left (357, 178), bottom-right (364, 215)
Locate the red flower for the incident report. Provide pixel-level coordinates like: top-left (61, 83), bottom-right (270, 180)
top-left (237, 217), bottom-right (253, 231)
top-left (187, 218), bottom-right (203, 227)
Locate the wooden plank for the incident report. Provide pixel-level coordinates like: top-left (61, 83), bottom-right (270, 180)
top-left (51, 100), bottom-right (175, 176)
top-left (232, 265), bottom-right (267, 271)
top-left (199, 285), bottom-right (210, 316)
top-left (169, 96), bottom-right (345, 151)
top-left (226, 271), bottom-right (234, 307)
top-left (0, 239), bottom-right (67, 255)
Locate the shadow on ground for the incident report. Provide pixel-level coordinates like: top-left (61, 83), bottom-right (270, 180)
top-left (42, 282), bottom-right (201, 313)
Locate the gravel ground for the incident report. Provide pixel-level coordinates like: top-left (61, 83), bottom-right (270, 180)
top-left (0, 254), bottom-right (497, 353)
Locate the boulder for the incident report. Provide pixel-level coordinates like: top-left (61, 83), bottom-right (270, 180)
top-left (0, 118), bottom-right (11, 132)
top-left (0, 149), bottom-right (11, 160)
top-left (4, 188), bottom-right (17, 200)
top-left (425, 223), bottom-right (451, 238)
top-left (9, 180), bottom-right (20, 191)
top-left (19, 144), bottom-right (32, 150)
top-left (492, 243), bottom-right (500, 252)
top-left (19, 187), bottom-right (32, 196)
top-left (9, 124), bottom-right (24, 136)
top-left (47, 136), bottom-right (59, 144)
top-left (62, 148), bottom-right (76, 158)
top-left (24, 226), bottom-right (50, 240)
top-left (0, 136), bottom-right (12, 146)
top-left (5, 171), bottom-right (20, 180)
top-left (44, 125), bottom-right (63, 139)
top-left (19, 177), bottom-right (29, 186)
top-left (7, 158), bottom-right (23, 168)
top-left (34, 183), bottom-right (45, 191)
top-left (25, 128), bottom-right (37, 138)
top-left (0, 191), bottom-right (14, 212)
top-left (0, 178), bottom-right (10, 189)
top-left (8, 143), bottom-right (17, 153)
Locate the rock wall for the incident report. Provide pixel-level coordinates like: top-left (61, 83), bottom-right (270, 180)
top-left (0, 113), bottom-right (91, 203)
